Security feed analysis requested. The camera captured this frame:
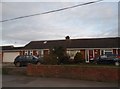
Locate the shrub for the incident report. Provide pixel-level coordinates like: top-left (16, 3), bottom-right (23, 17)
top-left (51, 46), bottom-right (70, 64)
top-left (58, 55), bottom-right (70, 64)
top-left (43, 46), bottom-right (70, 65)
top-left (43, 53), bottom-right (58, 65)
top-left (74, 52), bottom-right (83, 63)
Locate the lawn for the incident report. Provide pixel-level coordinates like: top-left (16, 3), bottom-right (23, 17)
top-left (60, 63), bottom-right (120, 68)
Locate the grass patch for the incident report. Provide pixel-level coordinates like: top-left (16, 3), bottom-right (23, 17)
top-left (59, 63), bottom-right (120, 68)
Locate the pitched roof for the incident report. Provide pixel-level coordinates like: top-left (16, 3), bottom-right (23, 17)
top-left (24, 37), bottom-right (120, 49)
top-left (1, 45), bottom-right (24, 51)
top-left (1, 45), bottom-right (14, 50)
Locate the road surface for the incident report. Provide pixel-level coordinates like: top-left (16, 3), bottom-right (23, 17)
top-left (2, 75), bottom-right (119, 87)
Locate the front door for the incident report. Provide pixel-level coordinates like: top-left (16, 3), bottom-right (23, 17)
top-left (80, 50), bottom-right (85, 60)
top-left (85, 50), bottom-right (89, 63)
top-left (86, 50), bottom-right (93, 63)
top-left (43, 50), bottom-right (49, 57)
top-left (89, 50), bottom-right (94, 60)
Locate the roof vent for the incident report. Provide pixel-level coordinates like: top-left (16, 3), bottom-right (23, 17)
top-left (43, 41), bottom-right (47, 44)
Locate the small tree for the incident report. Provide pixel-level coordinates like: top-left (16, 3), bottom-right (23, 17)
top-left (52, 46), bottom-right (69, 64)
top-left (74, 52), bottom-right (83, 64)
top-left (44, 52), bottom-right (58, 65)
top-left (43, 46), bottom-right (69, 65)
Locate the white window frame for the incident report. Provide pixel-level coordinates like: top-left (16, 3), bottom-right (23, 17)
top-left (25, 50), bottom-right (28, 55)
top-left (67, 50), bottom-right (80, 59)
top-left (30, 50), bottom-right (33, 55)
top-left (104, 49), bottom-right (113, 55)
top-left (25, 50), bottom-right (33, 55)
top-left (41, 50), bottom-right (44, 57)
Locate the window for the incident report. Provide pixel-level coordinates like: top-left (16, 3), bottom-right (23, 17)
top-left (25, 51), bottom-right (28, 55)
top-left (101, 49), bottom-right (113, 55)
top-left (27, 50), bottom-right (33, 55)
top-left (41, 50), bottom-right (44, 57)
top-left (67, 50), bottom-right (80, 59)
top-left (101, 50), bottom-right (104, 55)
top-left (105, 52), bottom-right (112, 55)
top-left (30, 51), bottom-right (33, 55)
top-left (104, 49), bottom-right (113, 55)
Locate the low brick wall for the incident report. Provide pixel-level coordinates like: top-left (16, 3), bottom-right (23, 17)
top-left (2, 67), bottom-right (26, 75)
top-left (27, 64), bottom-right (120, 82)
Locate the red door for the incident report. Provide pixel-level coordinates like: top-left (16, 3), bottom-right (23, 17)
top-left (89, 50), bottom-right (93, 59)
top-left (118, 49), bottom-right (120, 55)
top-left (44, 50), bottom-right (49, 57)
top-left (80, 49), bottom-right (85, 60)
top-left (33, 50), bottom-right (37, 56)
top-left (113, 49), bottom-right (116, 54)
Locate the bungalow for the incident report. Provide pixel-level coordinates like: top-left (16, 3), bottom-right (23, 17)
top-left (0, 54), bottom-right (1, 61)
top-left (1, 46), bottom-right (24, 63)
top-left (22, 37), bottom-right (120, 63)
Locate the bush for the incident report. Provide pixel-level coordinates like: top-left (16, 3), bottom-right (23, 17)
top-left (43, 46), bottom-right (70, 65)
top-left (74, 52), bottom-right (83, 63)
top-left (43, 53), bottom-right (58, 65)
top-left (58, 55), bottom-right (70, 64)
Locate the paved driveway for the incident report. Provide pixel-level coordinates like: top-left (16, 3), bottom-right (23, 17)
top-left (2, 75), bottom-right (119, 87)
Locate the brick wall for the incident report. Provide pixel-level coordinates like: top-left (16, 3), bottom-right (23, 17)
top-left (3, 67), bottom-right (26, 75)
top-left (27, 64), bottom-right (120, 82)
top-left (0, 53), bottom-right (2, 61)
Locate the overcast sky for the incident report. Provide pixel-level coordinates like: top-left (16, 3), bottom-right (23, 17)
top-left (1, 0), bottom-right (119, 47)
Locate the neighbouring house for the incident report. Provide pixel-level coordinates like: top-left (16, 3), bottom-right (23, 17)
top-left (1, 45), bottom-right (24, 63)
top-left (0, 48), bottom-right (2, 62)
top-left (22, 37), bottom-right (120, 63)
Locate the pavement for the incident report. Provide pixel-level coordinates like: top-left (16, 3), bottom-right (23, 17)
top-left (2, 75), bottom-right (119, 87)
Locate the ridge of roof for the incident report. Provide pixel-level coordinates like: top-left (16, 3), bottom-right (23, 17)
top-left (29, 36), bottom-right (120, 43)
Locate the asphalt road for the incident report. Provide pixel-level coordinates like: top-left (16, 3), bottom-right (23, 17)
top-left (2, 75), bottom-right (119, 87)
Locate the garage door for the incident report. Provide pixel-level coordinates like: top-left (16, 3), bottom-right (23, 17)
top-left (3, 52), bottom-right (19, 62)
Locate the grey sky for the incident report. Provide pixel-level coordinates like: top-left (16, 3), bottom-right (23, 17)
top-left (1, 0), bottom-right (119, 47)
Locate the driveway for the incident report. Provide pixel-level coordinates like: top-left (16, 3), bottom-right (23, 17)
top-left (2, 75), bottom-right (119, 87)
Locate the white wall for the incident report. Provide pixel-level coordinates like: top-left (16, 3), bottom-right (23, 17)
top-left (3, 52), bottom-right (19, 62)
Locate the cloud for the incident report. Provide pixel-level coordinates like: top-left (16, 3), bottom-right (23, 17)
top-left (1, 2), bottom-right (118, 46)
top-left (1, 0), bottom-right (120, 2)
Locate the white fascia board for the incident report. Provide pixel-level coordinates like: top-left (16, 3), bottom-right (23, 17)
top-left (23, 49), bottom-right (49, 50)
top-left (67, 48), bottom-right (119, 50)
top-left (2, 50), bottom-right (21, 52)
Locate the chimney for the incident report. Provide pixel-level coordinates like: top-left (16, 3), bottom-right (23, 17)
top-left (65, 36), bottom-right (70, 40)
top-left (65, 36), bottom-right (71, 48)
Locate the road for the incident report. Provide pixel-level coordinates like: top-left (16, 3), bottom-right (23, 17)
top-left (2, 75), bottom-right (119, 87)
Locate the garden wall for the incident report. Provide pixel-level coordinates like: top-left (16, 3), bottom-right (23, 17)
top-left (27, 64), bottom-right (120, 82)
top-left (2, 67), bottom-right (26, 75)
